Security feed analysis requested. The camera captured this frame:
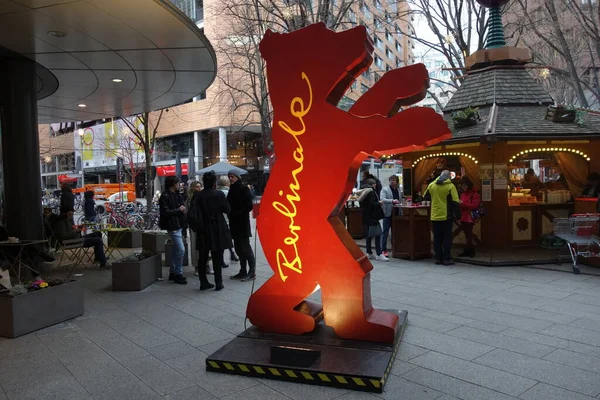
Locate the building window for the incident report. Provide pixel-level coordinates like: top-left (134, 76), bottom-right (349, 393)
top-left (374, 0), bottom-right (382, 11)
top-left (386, 65), bottom-right (392, 72)
top-left (361, 4), bottom-right (372, 20)
top-left (395, 41), bottom-right (402, 53)
top-left (348, 9), bottom-right (356, 25)
top-left (374, 18), bottom-right (381, 29)
top-left (361, 83), bottom-right (369, 93)
top-left (386, 48), bottom-right (393, 59)
top-left (374, 36), bottom-right (384, 51)
top-left (351, 81), bottom-right (358, 90)
top-left (385, 29), bottom-right (393, 42)
top-left (390, 1), bottom-right (397, 13)
top-left (374, 72), bottom-right (380, 83)
top-left (374, 56), bottom-right (383, 69)
top-left (362, 69), bottom-right (371, 80)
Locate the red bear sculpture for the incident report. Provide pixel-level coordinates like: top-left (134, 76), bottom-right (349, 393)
top-left (247, 23), bottom-right (451, 343)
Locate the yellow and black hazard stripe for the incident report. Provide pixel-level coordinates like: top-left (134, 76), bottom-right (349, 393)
top-left (206, 359), bottom-right (385, 392)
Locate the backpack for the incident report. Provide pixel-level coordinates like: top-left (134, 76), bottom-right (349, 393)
top-left (186, 195), bottom-right (204, 232)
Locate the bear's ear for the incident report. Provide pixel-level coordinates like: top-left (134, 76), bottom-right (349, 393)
top-left (260, 29), bottom-right (277, 57)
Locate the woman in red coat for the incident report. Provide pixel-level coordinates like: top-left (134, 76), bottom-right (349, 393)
top-left (458, 177), bottom-right (481, 257)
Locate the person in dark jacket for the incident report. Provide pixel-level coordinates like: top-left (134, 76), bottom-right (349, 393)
top-left (358, 179), bottom-right (388, 262)
top-left (227, 169), bottom-right (256, 282)
top-left (52, 206), bottom-right (109, 268)
top-left (60, 182), bottom-right (74, 211)
top-left (83, 190), bottom-right (97, 222)
top-left (194, 171), bottom-right (232, 291)
top-left (159, 176), bottom-right (187, 285)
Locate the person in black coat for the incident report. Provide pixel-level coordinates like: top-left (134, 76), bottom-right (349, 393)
top-left (227, 169), bottom-right (256, 281)
top-left (60, 182), bottom-right (74, 210)
top-left (83, 190), bottom-right (97, 222)
top-left (159, 176), bottom-right (187, 285)
top-left (194, 171), bottom-right (232, 291)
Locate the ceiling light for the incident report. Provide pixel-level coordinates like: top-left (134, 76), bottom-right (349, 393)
top-left (112, 78), bottom-right (123, 83)
top-left (47, 31), bottom-right (66, 38)
top-left (78, 129), bottom-right (84, 137)
top-left (78, 104), bottom-right (86, 108)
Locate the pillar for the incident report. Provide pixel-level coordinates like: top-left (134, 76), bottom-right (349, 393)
top-left (0, 57), bottom-right (43, 240)
top-left (194, 130), bottom-right (204, 175)
top-left (219, 127), bottom-right (227, 162)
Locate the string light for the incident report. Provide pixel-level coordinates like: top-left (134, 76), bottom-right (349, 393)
top-left (412, 152), bottom-right (478, 168)
top-left (508, 147), bottom-right (590, 163)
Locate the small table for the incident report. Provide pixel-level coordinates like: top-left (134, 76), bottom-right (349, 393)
top-left (0, 240), bottom-right (48, 281)
top-left (392, 206), bottom-right (431, 260)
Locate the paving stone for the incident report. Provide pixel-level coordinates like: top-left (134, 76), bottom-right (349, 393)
top-left (425, 291), bottom-right (495, 308)
top-left (88, 380), bottom-right (163, 400)
top-left (500, 327), bottom-right (571, 348)
top-left (421, 310), bottom-right (508, 333)
top-left (571, 318), bottom-right (600, 332)
top-left (0, 334), bottom-right (46, 359)
top-left (166, 351), bottom-right (258, 398)
top-left (220, 383), bottom-right (293, 400)
top-left (504, 285), bottom-right (572, 299)
top-left (474, 349), bottom-right (600, 397)
top-left (121, 354), bottom-right (195, 395)
top-left (390, 359), bottom-right (417, 376)
top-left (71, 317), bottom-right (120, 341)
top-left (456, 308), bottom-right (554, 332)
top-left (538, 300), bottom-right (600, 322)
top-left (407, 314), bottom-right (461, 333)
top-left (109, 319), bottom-right (180, 349)
top-left (565, 294), bottom-right (600, 307)
top-left (446, 326), bottom-right (555, 358)
top-left (484, 303), bottom-right (578, 325)
top-left (410, 351), bottom-right (536, 397)
top-left (402, 367), bottom-right (519, 400)
top-left (543, 349), bottom-right (600, 373)
top-left (396, 342), bottom-right (430, 361)
top-left (519, 382), bottom-right (596, 400)
top-left (163, 386), bottom-right (218, 400)
top-left (378, 375), bottom-right (444, 400)
top-left (261, 378), bottom-right (348, 400)
top-left (0, 387), bottom-right (5, 400)
top-left (0, 351), bottom-right (72, 393)
top-left (334, 392), bottom-right (380, 400)
top-left (402, 326), bottom-right (495, 360)
top-left (146, 341), bottom-right (201, 361)
top-left (540, 324), bottom-right (600, 347)
top-left (393, 294), bottom-right (471, 314)
top-left (3, 375), bottom-right (92, 400)
top-left (92, 333), bottom-right (150, 362)
top-left (483, 292), bottom-right (549, 309)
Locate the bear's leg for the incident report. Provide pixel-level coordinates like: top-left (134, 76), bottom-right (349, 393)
top-left (247, 274), bottom-right (319, 335)
top-left (320, 272), bottom-right (399, 343)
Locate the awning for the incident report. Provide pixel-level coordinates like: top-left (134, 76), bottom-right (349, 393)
top-left (157, 164), bottom-right (188, 177)
top-left (58, 174), bottom-right (78, 183)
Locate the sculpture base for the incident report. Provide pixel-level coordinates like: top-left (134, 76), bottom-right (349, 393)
top-left (206, 310), bottom-right (407, 393)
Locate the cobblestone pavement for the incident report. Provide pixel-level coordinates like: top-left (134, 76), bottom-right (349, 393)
top-left (2, 230), bottom-right (600, 400)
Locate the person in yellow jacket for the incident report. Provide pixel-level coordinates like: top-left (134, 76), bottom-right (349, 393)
top-left (424, 170), bottom-right (460, 265)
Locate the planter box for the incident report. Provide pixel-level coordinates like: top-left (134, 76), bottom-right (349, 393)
top-left (112, 253), bottom-right (162, 291)
top-left (107, 230), bottom-right (142, 248)
top-left (0, 280), bottom-right (84, 338)
top-left (165, 242), bottom-right (189, 267)
top-left (142, 231), bottom-right (169, 253)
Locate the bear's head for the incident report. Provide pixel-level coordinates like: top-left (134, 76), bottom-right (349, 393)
top-left (260, 23), bottom-right (373, 105)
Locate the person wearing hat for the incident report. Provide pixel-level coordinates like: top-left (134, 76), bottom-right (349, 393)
top-left (227, 169), bottom-right (257, 281)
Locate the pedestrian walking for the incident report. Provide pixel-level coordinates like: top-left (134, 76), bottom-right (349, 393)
top-left (358, 178), bottom-right (388, 261)
top-left (186, 181), bottom-right (203, 275)
top-left (194, 171), bottom-right (232, 291)
top-left (424, 170), bottom-right (460, 265)
top-left (159, 176), bottom-right (187, 285)
top-left (380, 175), bottom-right (401, 257)
top-left (227, 169), bottom-right (257, 281)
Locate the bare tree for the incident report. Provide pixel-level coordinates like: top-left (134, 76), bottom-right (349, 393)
top-left (404, 0), bottom-right (489, 89)
top-left (102, 124), bottom-right (146, 183)
top-left (120, 111), bottom-right (165, 206)
top-left (211, 0), bottom-right (368, 155)
top-left (506, 0), bottom-right (596, 108)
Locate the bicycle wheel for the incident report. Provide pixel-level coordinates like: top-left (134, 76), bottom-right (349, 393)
top-left (76, 214), bottom-right (87, 225)
top-left (129, 214), bottom-right (145, 230)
